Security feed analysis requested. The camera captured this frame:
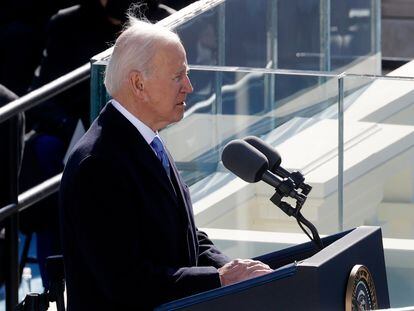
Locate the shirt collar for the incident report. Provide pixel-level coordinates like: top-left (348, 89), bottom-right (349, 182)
top-left (110, 99), bottom-right (159, 145)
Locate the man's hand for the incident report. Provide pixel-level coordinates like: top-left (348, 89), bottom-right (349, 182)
top-left (217, 259), bottom-right (273, 286)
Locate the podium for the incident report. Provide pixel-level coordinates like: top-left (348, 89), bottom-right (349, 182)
top-left (156, 226), bottom-right (389, 310)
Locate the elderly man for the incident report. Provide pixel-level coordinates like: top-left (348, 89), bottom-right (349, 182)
top-left (60, 18), bottom-right (272, 310)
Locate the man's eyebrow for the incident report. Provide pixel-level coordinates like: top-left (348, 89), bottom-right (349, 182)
top-left (175, 67), bottom-right (190, 75)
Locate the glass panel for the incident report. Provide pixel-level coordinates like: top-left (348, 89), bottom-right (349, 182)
top-left (277, 0), bottom-right (323, 71)
top-left (342, 74), bottom-right (414, 237)
top-left (90, 0), bottom-right (381, 117)
top-left (159, 67), bottom-right (340, 238)
top-left (173, 0), bottom-right (381, 73)
top-left (330, 0), bottom-right (380, 73)
top-left (342, 74), bottom-right (414, 307)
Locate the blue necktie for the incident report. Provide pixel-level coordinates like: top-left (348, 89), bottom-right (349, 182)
top-left (150, 136), bottom-right (171, 178)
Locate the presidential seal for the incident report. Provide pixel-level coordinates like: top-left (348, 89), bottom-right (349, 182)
top-left (345, 265), bottom-right (378, 311)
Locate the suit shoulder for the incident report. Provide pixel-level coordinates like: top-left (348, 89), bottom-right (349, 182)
top-left (64, 120), bottom-right (104, 164)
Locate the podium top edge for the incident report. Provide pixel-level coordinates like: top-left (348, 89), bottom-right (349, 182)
top-left (299, 226), bottom-right (382, 267)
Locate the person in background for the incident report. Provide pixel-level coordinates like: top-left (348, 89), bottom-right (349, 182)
top-left (0, 0), bottom-right (77, 96)
top-left (60, 17), bottom-right (273, 310)
top-left (0, 84), bottom-right (24, 287)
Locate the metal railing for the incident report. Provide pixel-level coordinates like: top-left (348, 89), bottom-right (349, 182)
top-left (0, 63), bottom-right (90, 311)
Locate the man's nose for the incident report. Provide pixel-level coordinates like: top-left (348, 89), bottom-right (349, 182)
top-left (183, 75), bottom-right (193, 94)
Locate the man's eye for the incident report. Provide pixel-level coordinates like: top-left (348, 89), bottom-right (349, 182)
top-left (174, 71), bottom-right (189, 81)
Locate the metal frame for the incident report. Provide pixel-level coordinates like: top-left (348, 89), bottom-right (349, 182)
top-left (337, 75), bottom-right (344, 232)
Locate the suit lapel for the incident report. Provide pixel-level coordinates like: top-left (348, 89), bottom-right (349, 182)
top-left (166, 150), bottom-right (186, 206)
top-left (166, 149), bottom-right (198, 264)
top-left (100, 104), bottom-right (179, 205)
top-left (165, 148), bottom-right (194, 223)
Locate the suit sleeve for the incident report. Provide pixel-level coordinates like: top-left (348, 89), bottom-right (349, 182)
top-left (71, 155), bottom-right (222, 308)
top-left (177, 176), bottom-right (231, 269)
top-left (197, 230), bottom-right (231, 268)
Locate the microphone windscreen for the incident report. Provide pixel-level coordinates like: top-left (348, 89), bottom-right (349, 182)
top-left (243, 136), bottom-right (281, 171)
top-left (222, 139), bottom-right (269, 183)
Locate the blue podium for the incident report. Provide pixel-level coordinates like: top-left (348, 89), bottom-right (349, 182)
top-left (156, 226), bottom-right (389, 310)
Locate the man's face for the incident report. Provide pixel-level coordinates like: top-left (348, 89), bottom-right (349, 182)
top-left (141, 42), bottom-right (193, 131)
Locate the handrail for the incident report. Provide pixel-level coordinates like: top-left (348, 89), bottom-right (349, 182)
top-left (18, 173), bottom-right (62, 213)
top-left (0, 173), bottom-right (62, 223)
top-left (0, 204), bottom-right (17, 223)
top-left (0, 63), bottom-right (90, 124)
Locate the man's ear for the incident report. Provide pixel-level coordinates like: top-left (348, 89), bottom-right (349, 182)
top-left (128, 70), bottom-right (145, 97)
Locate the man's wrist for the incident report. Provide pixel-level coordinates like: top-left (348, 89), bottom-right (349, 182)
top-left (217, 267), bottom-right (224, 286)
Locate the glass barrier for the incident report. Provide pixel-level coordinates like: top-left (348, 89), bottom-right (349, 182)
top-left (341, 73), bottom-right (414, 307)
top-left (341, 74), bottom-right (414, 238)
top-left (91, 0), bottom-right (381, 119)
top-left (157, 67), bottom-right (341, 237)
top-left (174, 0), bottom-right (380, 73)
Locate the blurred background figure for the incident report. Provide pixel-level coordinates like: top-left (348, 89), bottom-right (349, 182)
top-left (0, 0), bottom-right (77, 96)
top-left (0, 84), bottom-right (25, 288)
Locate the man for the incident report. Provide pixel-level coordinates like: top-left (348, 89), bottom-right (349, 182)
top-left (60, 17), bottom-right (272, 310)
top-left (23, 0), bottom-right (173, 289)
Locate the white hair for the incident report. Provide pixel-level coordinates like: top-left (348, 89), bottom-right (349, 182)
top-left (104, 16), bottom-right (181, 96)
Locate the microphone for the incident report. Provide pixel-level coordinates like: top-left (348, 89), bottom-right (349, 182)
top-left (221, 139), bottom-right (301, 201)
top-left (221, 139), bottom-right (268, 183)
top-left (243, 136), bottom-right (281, 172)
top-left (222, 139), bottom-right (322, 250)
top-left (243, 136), bottom-right (311, 194)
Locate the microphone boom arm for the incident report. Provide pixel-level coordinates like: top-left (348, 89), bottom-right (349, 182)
top-left (269, 186), bottom-right (323, 251)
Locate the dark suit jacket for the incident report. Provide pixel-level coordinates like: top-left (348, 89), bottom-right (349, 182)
top-left (60, 103), bottom-right (230, 310)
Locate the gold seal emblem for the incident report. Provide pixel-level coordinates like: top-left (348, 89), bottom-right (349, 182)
top-left (345, 265), bottom-right (378, 311)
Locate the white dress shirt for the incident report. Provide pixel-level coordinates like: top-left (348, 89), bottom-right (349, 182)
top-left (111, 99), bottom-right (166, 154)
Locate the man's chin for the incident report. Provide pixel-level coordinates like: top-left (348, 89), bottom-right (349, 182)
top-left (172, 107), bottom-right (185, 121)
top-left (176, 102), bottom-right (186, 112)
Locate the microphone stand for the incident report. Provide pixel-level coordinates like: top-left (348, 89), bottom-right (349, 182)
top-left (290, 171), bottom-right (313, 196)
top-left (269, 179), bottom-right (323, 251)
